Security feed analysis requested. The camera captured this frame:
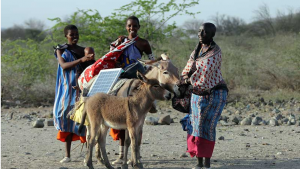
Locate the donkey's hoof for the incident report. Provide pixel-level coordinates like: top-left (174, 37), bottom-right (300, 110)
top-left (121, 164), bottom-right (128, 169)
top-left (191, 166), bottom-right (202, 169)
top-left (97, 158), bottom-right (105, 165)
top-left (83, 159), bottom-right (87, 166)
top-left (87, 165), bottom-right (94, 169)
top-left (86, 161), bottom-right (94, 169)
top-left (133, 163), bottom-right (144, 169)
top-left (127, 159), bottom-right (133, 165)
top-left (112, 158), bottom-right (124, 165)
top-left (104, 162), bottom-right (115, 169)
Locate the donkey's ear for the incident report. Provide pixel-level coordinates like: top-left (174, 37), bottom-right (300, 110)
top-left (137, 71), bottom-right (148, 83)
top-left (161, 53), bottom-right (170, 61)
top-left (138, 59), bottom-right (159, 66)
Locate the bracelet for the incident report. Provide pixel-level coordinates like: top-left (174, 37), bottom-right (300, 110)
top-left (147, 53), bottom-right (154, 60)
top-left (185, 79), bottom-right (188, 84)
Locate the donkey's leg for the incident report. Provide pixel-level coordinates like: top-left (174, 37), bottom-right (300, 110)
top-left (98, 125), bottom-right (114, 169)
top-left (95, 139), bottom-right (104, 165)
top-left (95, 126), bottom-right (104, 166)
top-left (85, 124), bottom-right (98, 169)
top-left (121, 129), bottom-right (130, 169)
top-left (86, 125), bottom-right (90, 147)
top-left (133, 125), bottom-right (144, 169)
top-left (83, 125), bottom-right (91, 166)
top-left (128, 127), bottom-right (143, 169)
top-left (136, 126), bottom-right (143, 164)
top-left (126, 127), bottom-right (142, 167)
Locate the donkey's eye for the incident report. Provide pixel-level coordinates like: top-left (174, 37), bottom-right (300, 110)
top-left (163, 71), bottom-right (169, 74)
top-left (153, 85), bottom-right (160, 88)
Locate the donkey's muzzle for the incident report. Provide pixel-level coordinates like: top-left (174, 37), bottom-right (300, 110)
top-left (165, 92), bottom-right (172, 100)
top-left (174, 84), bottom-right (181, 96)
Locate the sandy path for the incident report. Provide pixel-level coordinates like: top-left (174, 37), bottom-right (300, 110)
top-left (1, 108), bottom-right (300, 169)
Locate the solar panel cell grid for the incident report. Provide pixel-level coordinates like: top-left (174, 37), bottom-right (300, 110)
top-left (87, 68), bottom-right (123, 97)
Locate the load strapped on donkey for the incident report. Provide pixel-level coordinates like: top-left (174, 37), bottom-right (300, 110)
top-left (69, 53), bottom-right (180, 124)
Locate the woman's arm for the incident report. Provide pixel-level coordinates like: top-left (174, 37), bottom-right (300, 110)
top-left (142, 40), bottom-right (154, 60)
top-left (110, 36), bottom-right (127, 51)
top-left (181, 48), bottom-right (197, 78)
top-left (143, 40), bottom-right (152, 54)
top-left (56, 49), bottom-right (94, 70)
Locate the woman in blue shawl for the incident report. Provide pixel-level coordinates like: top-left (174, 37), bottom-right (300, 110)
top-left (53, 25), bottom-right (94, 163)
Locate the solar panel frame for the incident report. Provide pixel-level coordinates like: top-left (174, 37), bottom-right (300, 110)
top-left (87, 68), bottom-right (123, 97)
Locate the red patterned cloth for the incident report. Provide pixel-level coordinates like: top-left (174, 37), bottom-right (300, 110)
top-left (187, 134), bottom-right (215, 158)
top-left (182, 41), bottom-right (223, 94)
top-left (78, 36), bottom-right (139, 90)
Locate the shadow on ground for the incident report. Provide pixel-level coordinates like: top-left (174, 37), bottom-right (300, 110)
top-left (139, 158), bottom-right (300, 169)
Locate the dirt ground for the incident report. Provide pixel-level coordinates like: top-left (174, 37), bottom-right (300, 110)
top-left (1, 106), bottom-right (300, 169)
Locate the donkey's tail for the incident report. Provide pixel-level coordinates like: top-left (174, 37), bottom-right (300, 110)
top-left (78, 107), bottom-right (87, 134)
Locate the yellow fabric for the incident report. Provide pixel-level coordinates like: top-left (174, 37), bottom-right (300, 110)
top-left (70, 101), bottom-right (89, 126)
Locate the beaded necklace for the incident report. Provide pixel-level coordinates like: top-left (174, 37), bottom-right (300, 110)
top-left (198, 42), bottom-right (211, 58)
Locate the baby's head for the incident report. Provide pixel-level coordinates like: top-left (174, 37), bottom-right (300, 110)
top-left (84, 47), bottom-right (95, 56)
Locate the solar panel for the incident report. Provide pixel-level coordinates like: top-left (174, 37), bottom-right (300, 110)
top-left (87, 68), bottom-right (123, 97)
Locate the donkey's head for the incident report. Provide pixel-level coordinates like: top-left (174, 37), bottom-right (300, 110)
top-left (137, 71), bottom-right (172, 101)
top-left (139, 54), bottom-right (180, 96)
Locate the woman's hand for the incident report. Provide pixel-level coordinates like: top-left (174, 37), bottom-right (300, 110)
top-left (179, 75), bottom-right (191, 85)
top-left (185, 78), bottom-right (191, 85)
top-left (81, 54), bottom-right (94, 62)
top-left (117, 36), bottom-right (126, 45)
top-left (115, 61), bottom-right (122, 68)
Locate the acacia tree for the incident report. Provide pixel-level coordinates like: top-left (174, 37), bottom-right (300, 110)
top-left (114, 0), bottom-right (200, 41)
top-left (48, 0), bottom-right (200, 56)
top-left (48, 9), bottom-right (127, 57)
top-left (254, 4), bottom-right (276, 36)
top-left (182, 19), bottom-right (203, 38)
top-left (1, 19), bottom-right (46, 41)
top-left (211, 13), bottom-right (246, 36)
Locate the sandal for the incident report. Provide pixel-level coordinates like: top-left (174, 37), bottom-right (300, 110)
top-left (60, 157), bottom-right (71, 163)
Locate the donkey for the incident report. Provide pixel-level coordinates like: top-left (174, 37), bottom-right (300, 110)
top-left (80, 71), bottom-right (171, 169)
top-left (79, 54), bottom-right (180, 167)
top-left (101, 55), bottom-right (180, 166)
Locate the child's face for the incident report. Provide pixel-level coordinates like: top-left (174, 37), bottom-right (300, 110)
top-left (84, 48), bottom-right (94, 55)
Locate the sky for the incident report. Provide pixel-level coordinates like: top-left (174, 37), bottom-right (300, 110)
top-left (1, 0), bottom-right (299, 29)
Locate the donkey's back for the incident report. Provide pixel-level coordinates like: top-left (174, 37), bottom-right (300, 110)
top-left (85, 93), bottom-right (129, 130)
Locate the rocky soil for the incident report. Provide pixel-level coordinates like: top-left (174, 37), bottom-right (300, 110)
top-left (1, 97), bottom-right (300, 169)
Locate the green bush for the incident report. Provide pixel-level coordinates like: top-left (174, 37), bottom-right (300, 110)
top-left (1, 37), bottom-right (57, 102)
